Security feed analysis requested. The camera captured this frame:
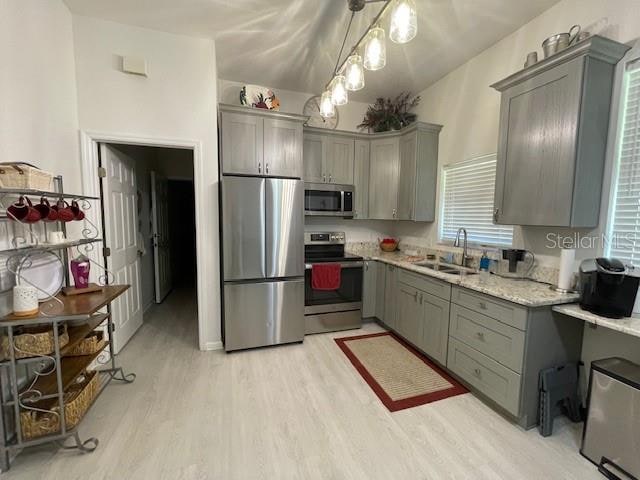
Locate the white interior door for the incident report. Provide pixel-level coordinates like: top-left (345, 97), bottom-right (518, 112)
top-left (151, 171), bottom-right (172, 303)
top-left (100, 144), bottom-right (143, 354)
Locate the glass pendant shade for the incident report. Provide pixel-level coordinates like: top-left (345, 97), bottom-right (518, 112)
top-left (330, 75), bottom-right (348, 106)
top-left (364, 27), bottom-right (386, 71)
top-left (319, 90), bottom-right (336, 118)
top-left (345, 54), bottom-right (365, 91)
top-left (390, 0), bottom-right (417, 44)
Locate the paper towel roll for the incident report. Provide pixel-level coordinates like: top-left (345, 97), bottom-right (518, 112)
top-left (557, 248), bottom-right (576, 290)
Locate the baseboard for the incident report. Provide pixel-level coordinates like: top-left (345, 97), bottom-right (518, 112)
top-left (202, 340), bottom-right (223, 351)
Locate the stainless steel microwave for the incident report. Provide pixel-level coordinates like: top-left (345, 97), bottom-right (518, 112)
top-left (304, 183), bottom-right (354, 218)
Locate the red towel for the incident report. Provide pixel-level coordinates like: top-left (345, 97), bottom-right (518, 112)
top-left (311, 263), bottom-right (341, 291)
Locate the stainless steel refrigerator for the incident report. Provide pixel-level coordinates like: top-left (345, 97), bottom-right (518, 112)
top-left (221, 176), bottom-right (304, 351)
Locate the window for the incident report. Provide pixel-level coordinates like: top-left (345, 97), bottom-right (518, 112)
top-left (606, 54), bottom-right (640, 266)
top-left (439, 154), bottom-right (513, 247)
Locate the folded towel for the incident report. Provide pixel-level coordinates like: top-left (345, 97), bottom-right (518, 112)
top-left (311, 263), bottom-right (341, 291)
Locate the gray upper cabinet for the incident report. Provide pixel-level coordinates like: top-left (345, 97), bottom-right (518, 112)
top-left (302, 131), bottom-right (354, 184)
top-left (303, 134), bottom-right (325, 183)
top-left (397, 125), bottom-right (441, 221)
top-left (325, 136), bottom-right (354, 184)
top-left (369, 137), bottom-right (400, 220)
top-left (220, 104), bottom-right (306, 178)
top-left (302, 122), bottom-right (441, 222)
top-left (353, 139), bottom-right (370, 219)
top-left (264, 118), bottom-right (303, 178)
top-left (221, 111), bottom-right (263, 175)
top-left (491, 36), bottom-right (630, 227)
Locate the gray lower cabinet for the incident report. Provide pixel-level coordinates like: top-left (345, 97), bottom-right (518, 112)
top-left (370, 261), bottom-right (585, 429)
top-left (362, 260), bottom-right (377, 318)
top-left (353, 139), bottom-right (370, 219)
top-left (383, 264), bottom-right (398, 329)
top-left (374, 261), bottom-right (386, 321)
top-left (396, 282), bottom-right (423, 343)
top-left (491, 36), bottom-right (629, 227)
top-left (447, 337), bottom-right (522, 416)
top-left (447, 286), bottom-right (584, 428)
top-left (420, 291), bottom-right (450, 366)
top-left (395, 269), bottom-right (450, 365)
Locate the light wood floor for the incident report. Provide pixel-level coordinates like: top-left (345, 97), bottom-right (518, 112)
top-left (5, 288), bottom-right (601, 479)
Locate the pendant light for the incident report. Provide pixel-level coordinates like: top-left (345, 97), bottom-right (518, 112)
top-left (345, 53), bottom-right (365, 91)
top-left (364, 26), bottom-right (386, 71)
top-left (330, 75), bottom-right (348, 106)
top-left (319, 90), bottom-right (336, 118)
top-left (390, 0), bottom-right (417, 44)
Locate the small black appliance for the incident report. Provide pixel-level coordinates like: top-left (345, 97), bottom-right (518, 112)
top-left (579, 258), bottom-right (639, 318)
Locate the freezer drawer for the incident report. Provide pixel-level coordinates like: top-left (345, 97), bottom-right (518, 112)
top-left (224, 279), bottom-right (304, 351)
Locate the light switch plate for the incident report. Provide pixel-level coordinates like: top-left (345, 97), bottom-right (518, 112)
top-left (121, 56), bottom-right (147, 76)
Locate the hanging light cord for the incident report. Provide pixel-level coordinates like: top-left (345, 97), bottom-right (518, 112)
top-left (325, 0), bottom-right (393, 89)
top-left (334, 11), bottom-right (356, 76)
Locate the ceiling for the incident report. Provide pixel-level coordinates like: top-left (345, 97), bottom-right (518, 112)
top-left (64, 0), bottom-right (561, 101)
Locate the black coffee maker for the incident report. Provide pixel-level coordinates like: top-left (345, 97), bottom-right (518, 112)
top-left (579, 258), bottom-right (639, 318)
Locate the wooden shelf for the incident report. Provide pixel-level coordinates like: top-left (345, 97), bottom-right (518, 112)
top-left (60, 314), bottom-right (109, 357)
top-left (21, 343), bottom-right (109, 399)
top-left (0, 285), bottom-right (129, 325)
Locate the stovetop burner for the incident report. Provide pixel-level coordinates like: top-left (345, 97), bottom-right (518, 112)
top-left (304, 231), bottom-right (362, 263)
top-left (305, 252), bottom-right (363, 263)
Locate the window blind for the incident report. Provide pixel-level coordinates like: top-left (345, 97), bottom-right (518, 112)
top-left (439, 155), bottom-right (513, 247)
top-left (607, 65), bottom-right (640, 266)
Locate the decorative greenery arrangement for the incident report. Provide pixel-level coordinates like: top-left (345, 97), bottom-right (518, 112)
top-left (358, 92), bottom-right (421, 132)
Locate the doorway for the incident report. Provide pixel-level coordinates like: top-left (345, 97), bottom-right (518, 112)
top-left (98, 143), bottom-right (197, 352)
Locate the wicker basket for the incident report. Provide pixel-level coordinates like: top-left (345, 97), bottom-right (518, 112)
top-left (0, 324), bottom-right (69, 360)
top-left (66, 330), bottom-right (106, 356)
top-left (0, 163), bottom-right (54, 190)
top-left (21, 370), bottom-right (99, 440)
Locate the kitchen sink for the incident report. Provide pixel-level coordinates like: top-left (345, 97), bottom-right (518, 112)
top-left (412, 260), bottom-right (477, 276)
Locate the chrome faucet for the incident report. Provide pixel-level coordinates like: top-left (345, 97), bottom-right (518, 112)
top-left (453, 227), bottom-right (469, 267)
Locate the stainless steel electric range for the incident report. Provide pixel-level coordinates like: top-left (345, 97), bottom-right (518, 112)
top-left (304, 232), bottom-right (363, 334)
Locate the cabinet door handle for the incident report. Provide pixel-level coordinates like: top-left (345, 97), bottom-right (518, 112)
top-left (329, 174), bottom-right (332, 183)
top-left (476, 332), bottom-right (485, 341)
top-left (365, 262), bottom-right (369, 271)
top-left (266, 163), bottom-right (269, 174)
top-left (419, 293), bottom-right (423, 305)
top-left (479, 302), bottom-right (488, 310)
top-left (473, 368), bottom-right (482, 378)
top-left (323, 174), bottom-right (326, 182)
top-left (493, 208), bottom-right (499, 222)
top-left (413, 291), bottom-right (418, 302)
top-left (392, 208), bottom-right (397, 218)
top-left (258, 163), bottom-right (262, 174)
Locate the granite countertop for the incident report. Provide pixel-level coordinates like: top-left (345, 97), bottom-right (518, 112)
top-left (552, 304), bottom-right (640, 339)
top-left (352, 248), bottom-right (580, 308)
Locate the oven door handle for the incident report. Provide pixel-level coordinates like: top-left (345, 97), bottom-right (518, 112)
top-left (305, 261), bottom-right (363, 270)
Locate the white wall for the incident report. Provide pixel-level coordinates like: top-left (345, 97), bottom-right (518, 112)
top-left (0, 0), bottom-right (80, 191)
top-left (72, 16), bottom-right (221, 349)
top-left (218, 79), bottom-right (370, 133)
top-left (404, 0), bottom-right (640, 268)
top-left (0, 0), bottom-right (80, 318)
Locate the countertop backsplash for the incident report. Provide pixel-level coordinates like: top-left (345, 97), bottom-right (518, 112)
top-left (347, 241), bottom-right (562, 286)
